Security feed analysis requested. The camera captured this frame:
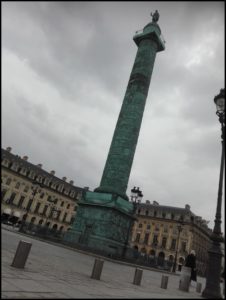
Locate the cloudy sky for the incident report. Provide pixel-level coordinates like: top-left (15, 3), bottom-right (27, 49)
top-left (2, 2), bottom-right (225, 231)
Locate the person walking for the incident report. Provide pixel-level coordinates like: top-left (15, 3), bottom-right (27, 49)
top-left (185, 250), bottom-right (197, 286)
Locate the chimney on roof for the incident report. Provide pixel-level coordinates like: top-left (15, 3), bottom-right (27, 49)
top-left (22, 156), bottom-right (28, 161)
top-left (62, 177), bottom-right (67, 181)
top-left (84, 186), bottom-right (89, 191)
top-left (185, 204), bottom-right (190, 210)
top-left (37, 164), bottom-right (42, 168)
top-left (146, 200), bottom-right (150, 204)
top-left (50, 170), bottom-right (55, 175)
top-left (153, 201), bottom-right (159, 205)
top-left (6, 147), bottom-right (12, 152)
top-left (69, 180), bottom-right (74, 185)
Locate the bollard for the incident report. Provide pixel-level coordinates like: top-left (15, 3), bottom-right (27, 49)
top-left (161, 275), bottom-right (169, 289)
top-left (196, 282), bottom-right (202, 293)
top-left (91, 259), bottom-right (104, 280)
top-left (11, 240), bottom-right (32, 269)
top-left (133, 268), bottom-right (143, 286)
top-left (179, 266), bottom-right (191, 292)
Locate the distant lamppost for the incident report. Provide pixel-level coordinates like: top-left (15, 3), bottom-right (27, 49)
top-left (121, 187), bottom-right (143, 259)
top-left (19, 181), bottom-right (43, 232)
top-left (172, 222), bottom-right (183, 273)
top-left (131, 187), bottom-right (143, 204)
top-left (202, 88), bottom-right (225, 299)
top-left (43, 197), bottom-right (60, 233)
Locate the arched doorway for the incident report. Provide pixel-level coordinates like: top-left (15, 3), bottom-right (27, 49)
top-left (158, 251), bottom-right (165, 266)
top-left (28, 216), bottom-right (36, 230)
top-left (52, 224), bottom-right (58, 230)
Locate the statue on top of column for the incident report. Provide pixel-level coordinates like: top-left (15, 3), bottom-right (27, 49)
top-left (151, 10), bottom-right (159, 23)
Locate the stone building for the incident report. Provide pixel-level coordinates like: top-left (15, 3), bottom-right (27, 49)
top-left (1, 147), bottom-right (84, 235)
top-left (130, 200), bottom-right (212, 276)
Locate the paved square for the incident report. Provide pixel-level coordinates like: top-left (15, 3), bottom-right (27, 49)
top-left (1, 228), bottom-right (214, 298)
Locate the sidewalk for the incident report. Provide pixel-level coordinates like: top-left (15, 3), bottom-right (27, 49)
top-left (2, 227), bottom-right (211, 299)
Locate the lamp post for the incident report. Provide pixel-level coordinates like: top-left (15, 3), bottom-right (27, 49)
top-left (172, 223), bottom-right (183, 273)
top-left (202, 88), bottom-right (225, 299)
top-left (121, 187), bottom-right (143, 259)
top-left (131, 187), bottom-right (143, 204)
top-left (43, 197), bottom-right (60, 234)
top-left (19, 181), bottom-right (43, 232)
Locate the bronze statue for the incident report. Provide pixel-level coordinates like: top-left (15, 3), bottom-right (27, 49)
top-left (151, 10), bottom-right (159, 23)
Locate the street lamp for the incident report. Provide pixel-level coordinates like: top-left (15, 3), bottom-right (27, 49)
top-left (202, 88), bottom-right (225, 299)
top-left (19, 181), bottom-right (44, 232)
top-left (172, 222), bottom-right (183, 273)
top-left (43, 197), bottom-right (60, 234)
top-left (121, 187), bottom-right (143, 259)
top-left (130, 187), bottom-right (143, 204)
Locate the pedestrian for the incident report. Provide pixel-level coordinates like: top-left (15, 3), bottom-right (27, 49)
top-left (185, 250), bottom-right (197, 286)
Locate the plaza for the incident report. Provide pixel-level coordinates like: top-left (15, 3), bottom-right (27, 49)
top-left (2, 227), bottom-right (210, 299)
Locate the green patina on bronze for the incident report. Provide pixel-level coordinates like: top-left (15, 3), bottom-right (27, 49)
top-left (64, 14), bottom-right (165, 256)
top-left (95, 21), bottom-right (165, 200)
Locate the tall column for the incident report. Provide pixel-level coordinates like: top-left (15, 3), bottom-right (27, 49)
top-left (95, 12), bottom-right (165, 200)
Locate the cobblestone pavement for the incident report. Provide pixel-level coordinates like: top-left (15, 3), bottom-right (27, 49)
top-left (1, 227), bottom-right (221, 299)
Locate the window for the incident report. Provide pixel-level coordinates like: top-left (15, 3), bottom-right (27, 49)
top-left (28, 171), bottom-right (35, 179)
top-left (171, 213), bottom-right (175, 220)
top-left (181, 242), bottom-right (186, 252)
top-left (163, 225), bottom-right (168, 233)
top-left (62, 212), bottom-right (67, 223)
top-left (67, 204), bottom-right (70, 209)
top-left (39, 192), bottom-right (45, 199)
top-left (42, 205), bottom-right (49, 216)
top-left (138, 223), bottom-right (143, 228)
top-left (146, 224), bottom-right (151, 230)
top-left (153, 235), bottom-right (158, 245)
top-left (1, 189), bottom-right (7, 200)
top-left (17, 196), bottom-right (25, 208)
top-left (138, 209), bottom-right (141, 214)
top-left (145, 210), bottom-right (149, 216)
top-left (34, 202), bottom-right (41, 214)
top-left (171, 239), bottom-right (176, 250)
top-left (162, 212), bottom-right (166, 218)
top-left (144, 233), bottom-right (149, 244)
top-left (8, 192), bottom-right (17, 204)
top-left (6, 178), bottom-right (12, 185)
top-left (162, 237), bottom-right (167, 248)
top-left (135, 233), bottom-right (140, 243)
top-left (154, 211), bottom-right (157, 217)
top-left (24, 186), bottom-right (29, 192)
top-left (15, 182), bottom-right (20, 189)
top-left (155, 224), bottom-right (160, 231)
top-left (26, 199), bottom-right (33, 211)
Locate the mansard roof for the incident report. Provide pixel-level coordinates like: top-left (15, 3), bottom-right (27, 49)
top-left (1, 148), bottom-right (84, 194)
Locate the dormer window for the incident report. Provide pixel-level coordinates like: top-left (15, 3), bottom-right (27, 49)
top-left (44, 178), bottom-right (50, 186)
top-left (11, 162), bottom-right (19, 172)
top-left (2, 159), bottom-right (9, 167)
top-left (70, 190), bottom-right (76, 198)
top-left (58, 184), bottom-right (64, 192)
top-left (28, 171), bottom-right (35, 179)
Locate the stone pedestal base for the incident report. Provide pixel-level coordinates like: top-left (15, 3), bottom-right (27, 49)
top-left (63, 191), bottom-right (135, 257)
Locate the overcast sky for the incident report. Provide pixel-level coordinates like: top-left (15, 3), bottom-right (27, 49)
top-left (2, 2), bottom-right (225, 231)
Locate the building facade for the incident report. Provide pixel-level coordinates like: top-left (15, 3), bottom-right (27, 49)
top-left (1, 147), bottom-right (84, 235)
top-left (130, 200), bottom-right (212, 276)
